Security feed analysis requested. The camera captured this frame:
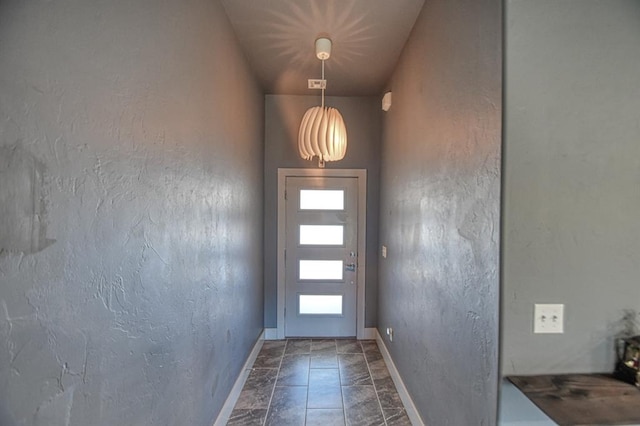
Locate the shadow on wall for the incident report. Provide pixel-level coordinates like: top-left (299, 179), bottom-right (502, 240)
top-left (0, 144), bottom-right (55, 255)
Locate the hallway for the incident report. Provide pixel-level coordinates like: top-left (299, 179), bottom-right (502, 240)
top-left (227, 339), bottom-right (411, 426)
top-left (0, 0), bottom-right (503, 424)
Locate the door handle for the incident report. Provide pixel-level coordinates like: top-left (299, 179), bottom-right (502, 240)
top-left (345, 263), bottom-right (356, 272)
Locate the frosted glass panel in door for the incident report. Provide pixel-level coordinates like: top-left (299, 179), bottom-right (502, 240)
top-left (299, 260), bottom-right (343, 280)
top-left (299, 190), bottom-right (344, 210)
top-left (299, 295), bottom-right (343, 315)
top-left (299, 225), bottom-right (344, 245)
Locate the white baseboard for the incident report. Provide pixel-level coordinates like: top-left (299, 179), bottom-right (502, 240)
top-left (264, 328), bottom-right (279, 340)
top-left (267, 327), bottom-right (374, 340)
top-left (213, 330), bottom-right (264, 426)
top-left (375, 329), bottom-right (425, 426)
top-left (362, 327), bottom-right (377, 340)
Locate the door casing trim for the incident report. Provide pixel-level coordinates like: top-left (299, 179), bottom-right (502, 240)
top-left (277, 168), bottom-right (367, 339)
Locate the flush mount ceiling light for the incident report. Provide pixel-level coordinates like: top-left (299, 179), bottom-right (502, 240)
top-left (298, 37), bottom-right (347, 168)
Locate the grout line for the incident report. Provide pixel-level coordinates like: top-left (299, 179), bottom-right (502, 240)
top-left (337, 343), bottom-right (349, 426)
top-left (304, 341), bottom-right (311, 426)
top-left (262, 339), bottom-right (287, 426)
top-left (361, 340), bottom-right (389, 426)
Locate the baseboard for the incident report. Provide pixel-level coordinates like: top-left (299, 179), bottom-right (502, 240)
top-left (266, 327), bottom-right (374, 340)
top-left (375, 329), bottom-right (425, 426)
top-left (213, 330), bottom-right (264, 426)
top-left (362, 327), bottom-right (377, 340)
top-left (264, 328), bottom-right (279, 340)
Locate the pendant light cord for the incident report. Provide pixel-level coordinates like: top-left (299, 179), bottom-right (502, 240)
top-left (321, 59), bottom-right (325, 108)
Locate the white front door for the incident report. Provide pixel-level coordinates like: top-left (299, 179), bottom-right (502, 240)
top-left (284, 176), bottom-right (359, 337)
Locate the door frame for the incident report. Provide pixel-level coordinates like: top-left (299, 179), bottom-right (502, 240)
top-left (277, 168), bottom-right (367, 339)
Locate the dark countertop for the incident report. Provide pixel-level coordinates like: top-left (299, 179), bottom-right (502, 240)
top-left (508, 374), bottom-right (640, 426)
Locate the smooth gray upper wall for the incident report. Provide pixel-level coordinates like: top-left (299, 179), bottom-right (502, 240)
top-left (502, 0), bottom-right (640, 376)
top-left (378, 0), bottom-right (502, 424)
top-left (264, 95), bottom-right (381, 329)
top-left (0, 0), bottom-right (264, 425)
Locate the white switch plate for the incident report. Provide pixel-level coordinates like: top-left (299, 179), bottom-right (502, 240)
top-left (534, 304), bottom-right (564, 334)
top-left (381, 245), bottom-right (387, 258)
top-left (308, 79), bottom-right (326, 89)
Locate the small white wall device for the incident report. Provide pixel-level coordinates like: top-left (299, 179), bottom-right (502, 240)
top-left (382, 92), bottom-right (392, 111)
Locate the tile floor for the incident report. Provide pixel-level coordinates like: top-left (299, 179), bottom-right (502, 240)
top-left (226, 339), bottom-right (412, 426)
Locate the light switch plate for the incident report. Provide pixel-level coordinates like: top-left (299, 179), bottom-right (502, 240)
top-left (534, 304), bottom-right (564, 334)
top-left (381, 245), bottom-right (387, 258)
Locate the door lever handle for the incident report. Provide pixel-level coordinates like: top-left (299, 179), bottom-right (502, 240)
top-left (345, 263), bottom-right (356, 272)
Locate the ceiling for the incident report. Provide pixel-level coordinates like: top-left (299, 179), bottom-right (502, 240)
top-left (220, 0), bottom-right (425, 96)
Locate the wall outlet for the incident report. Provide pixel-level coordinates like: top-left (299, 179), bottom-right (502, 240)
top-left (534, 304), bottom-right (564, 334)
top-left (381, 245), bottom-right (387, 258)
top-left (386, 327), bottom-right (393, 342)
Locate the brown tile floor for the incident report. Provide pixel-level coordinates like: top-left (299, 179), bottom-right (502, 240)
top-left (227, 339), bottom-right (412, 426)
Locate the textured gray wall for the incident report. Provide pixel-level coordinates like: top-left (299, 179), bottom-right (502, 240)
top-left (264, 95), bottom-right (381, 329)
top-left (0, 0), bottom-right (264, 425)
top-left (502, 0), bottom-right (640, 375)
top-left (378, 0), bottom-right (502, 424)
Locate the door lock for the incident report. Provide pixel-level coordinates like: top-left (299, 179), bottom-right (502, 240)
top-left (345, 263), bottom-right (356, 272)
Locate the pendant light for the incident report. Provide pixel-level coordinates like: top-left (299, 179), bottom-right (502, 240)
top-left (298, 37), bottom-right (347, 168)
